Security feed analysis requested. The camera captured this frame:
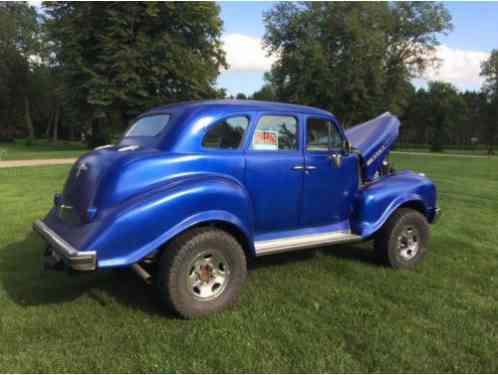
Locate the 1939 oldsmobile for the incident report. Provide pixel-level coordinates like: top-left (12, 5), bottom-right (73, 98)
top-left (33, 100), bottom-right (440, 318)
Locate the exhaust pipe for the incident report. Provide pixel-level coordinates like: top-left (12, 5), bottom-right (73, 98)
top-left (132, 263), bottom-right (152, 285)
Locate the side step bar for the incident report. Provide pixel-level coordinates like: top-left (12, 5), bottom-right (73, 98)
top-left (254, 231), bottom-right (362, 256)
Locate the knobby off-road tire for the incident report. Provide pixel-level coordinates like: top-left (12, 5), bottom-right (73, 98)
top-left (156, 227), bottom-right (247, 319)
top-left (374, 208), bottom-right (430, 269)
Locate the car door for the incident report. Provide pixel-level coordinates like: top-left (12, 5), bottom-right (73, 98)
top-left (300, 116), bottom-right (359, 227)
top-left (244, 113), bottom-right (304, 235)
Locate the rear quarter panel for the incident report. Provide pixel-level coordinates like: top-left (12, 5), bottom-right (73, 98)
top-left (87, 173), bottom-right (254, 268)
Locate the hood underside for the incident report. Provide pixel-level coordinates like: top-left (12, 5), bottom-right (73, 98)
top-left (345, 112), bottom-right (400, 181)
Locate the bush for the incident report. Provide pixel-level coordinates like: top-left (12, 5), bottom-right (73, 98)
top-left (24, 137), bottom-right (34, 147)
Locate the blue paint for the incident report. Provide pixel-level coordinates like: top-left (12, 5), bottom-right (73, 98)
top-left (345, 112), bottom-right (399, 181)
top-left (38, 100), bottom-right (439, 269)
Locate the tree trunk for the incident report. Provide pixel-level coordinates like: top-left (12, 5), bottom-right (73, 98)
top-left (24, 95), bottom-right (34, 140)
top-left (68, 112), bottom-right (75, 141)
top-left (45, 111), bottom-right (53, 138)
top-left (52, 106), bottom-right (60, 142)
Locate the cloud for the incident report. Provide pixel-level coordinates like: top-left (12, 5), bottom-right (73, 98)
top-left (221, 33), bottom-right (275, 72)
top-left (421, 45), bottom-right (490, 90)
top-left (221, 35), bottom-right (490, 91)
top-left (28, 0), bottom-right (42, 9)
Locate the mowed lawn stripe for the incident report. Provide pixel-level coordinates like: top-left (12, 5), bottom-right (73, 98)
top-left (0, 154), bottom-right (497, 372)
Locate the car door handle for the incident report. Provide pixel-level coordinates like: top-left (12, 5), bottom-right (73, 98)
top-left (328, 153), bottom-right (342, 168)
top-left (291, 165), bottom-right (305, 171)
top-left (305, 165), bottom-right (317, 171)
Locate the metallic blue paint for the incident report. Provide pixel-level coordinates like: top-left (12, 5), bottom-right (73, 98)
top-left (36, 100), bottom-right (439, 270)
top-left (351, 171), bottom-right (437, 237)
top-left (345, 113), bottom-right (400, 181)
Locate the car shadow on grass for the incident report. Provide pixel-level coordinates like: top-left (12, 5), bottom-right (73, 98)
top-left (1, 232), bottom-right (381, 317)
top-left (0, 232), bottom-right (173, 318)
top-left (249, 241), bottom-right (383, 270)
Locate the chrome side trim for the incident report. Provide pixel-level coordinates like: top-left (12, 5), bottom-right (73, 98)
top-left (33, 220), bottom-right (97, 271)
top-left (254, 231), bottom-right (362, 256)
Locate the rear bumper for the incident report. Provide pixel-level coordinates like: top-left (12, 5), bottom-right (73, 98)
top-left (33, 220), bottom-right (97, 271)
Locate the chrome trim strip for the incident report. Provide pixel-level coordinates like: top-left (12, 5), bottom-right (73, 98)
top-left (254, 231), bottom-right (362, 256)
top-left (33, 220), bottom-right (97, 271)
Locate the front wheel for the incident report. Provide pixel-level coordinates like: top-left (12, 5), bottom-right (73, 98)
top-left (374, 208), bottom-right (430, 269)
top-left (156, 227), bottom-right (247, 319)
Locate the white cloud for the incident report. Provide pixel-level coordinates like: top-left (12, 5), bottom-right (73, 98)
top-left (28, 0), bottom-right (42, 9)
top-left (221, 36), bottom-right (490, 91)
top-left (221, 33), bottom-right (276, 73)
top-left (421, 45), bottom-right (490, 90)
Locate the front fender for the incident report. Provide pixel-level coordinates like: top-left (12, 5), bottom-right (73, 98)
top-left (351, 171), bottom-right (437, 238)
top-left (85, 173), bottom-right (254, 268)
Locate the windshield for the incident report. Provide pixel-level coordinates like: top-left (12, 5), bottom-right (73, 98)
top-left (125, 114), bottom-right (170, 137)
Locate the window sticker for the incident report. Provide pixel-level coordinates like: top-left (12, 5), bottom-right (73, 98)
top-left (253, 130), bottom-right (278, 150)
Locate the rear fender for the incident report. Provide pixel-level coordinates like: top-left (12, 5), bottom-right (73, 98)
top-left (351, 171), bottom-right (436, 238)
top-left (85, 174), bottom-right (254, 268)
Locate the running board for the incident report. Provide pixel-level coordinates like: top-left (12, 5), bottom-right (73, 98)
top-left (254, 231), bottom-right (362, 256)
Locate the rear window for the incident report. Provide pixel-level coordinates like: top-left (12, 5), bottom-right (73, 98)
top-left (125, 114), bottom-right (170, 137)
top-left (202, 116), bottom-right (249, 149)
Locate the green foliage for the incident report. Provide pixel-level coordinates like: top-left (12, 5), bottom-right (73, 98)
top-left (251, 84), bottom-right (276, 101)
top-left (24, 136), bottom-right (33, 147)
top-left (263, 2), bottom-right (452, 125)
top-left (480, 50), bottom-right (498, 153)
top-left (0, 2), bottom-right (43, 141)
top-left (43, 1), bottom-right (227, 132)
top-left (251, 73), bottom-right (276, 101)
top-left (481, 49), bottom-right (498, 97)
top-left (423, 82), bottom-right (465, 152)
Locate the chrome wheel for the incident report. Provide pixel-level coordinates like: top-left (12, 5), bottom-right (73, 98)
top-left (187, 250), bottom-right (230, 301)
top-left (397, 225), bottom-right (420, 261)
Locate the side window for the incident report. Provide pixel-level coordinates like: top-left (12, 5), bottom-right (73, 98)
top-left (202, 116), bottom-right (249, 149)
top-left (251, 115), bottom-right (298, 151)
top-left (306, 118), bottom-right (343, 151)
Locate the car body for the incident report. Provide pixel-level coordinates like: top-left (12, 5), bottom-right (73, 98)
top-left (34, 100), bottom-right (440, 317)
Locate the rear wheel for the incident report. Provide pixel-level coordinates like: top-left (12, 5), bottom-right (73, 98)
top-left (374, 208), bottom-right (430, 269)
top-left (156, 227), bottom-right (247, 319)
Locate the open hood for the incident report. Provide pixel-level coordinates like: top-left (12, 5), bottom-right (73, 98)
top-left (345, 112), bottom-right (400, 181)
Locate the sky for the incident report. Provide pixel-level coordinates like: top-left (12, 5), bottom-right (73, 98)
top-left (217, 1), bottom-right (498, 96)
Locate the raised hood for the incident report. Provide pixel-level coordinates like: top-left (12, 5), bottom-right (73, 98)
top-left (345, 112), bottom-right (400, 181)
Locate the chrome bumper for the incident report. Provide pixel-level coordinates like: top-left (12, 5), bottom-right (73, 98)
top-left (33, 220), bottom-right (97, 271)
top-left (432, 208), bottom-right (442, 224)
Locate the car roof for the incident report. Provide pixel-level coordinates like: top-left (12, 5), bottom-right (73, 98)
top-left (144, 99), bottom-right (334, 117)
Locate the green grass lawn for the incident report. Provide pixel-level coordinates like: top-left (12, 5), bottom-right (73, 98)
top-left (0, 154), bottom-right (497, 372)
top-left (0, 139), bottom-right (86, 161)
top-left (394, 147), bottom-right (496, 156)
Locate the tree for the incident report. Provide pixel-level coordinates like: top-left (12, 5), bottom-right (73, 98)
top-left (251, 72), bottom-right (276, 101)
top-left (424, 81), bottom-right (464, 152)
top-left (235, 93), bottom-right (247, 100)
top-left (0, 2), bottom-right (43, 142)
top-left (480, 49), bottom-right (498, 154)
top-left (44, 2), bottom-right (227, 145)
top-left (251, 84), bottom-right (275, 101)
top-left (262, 2), bottom-right (452, 126)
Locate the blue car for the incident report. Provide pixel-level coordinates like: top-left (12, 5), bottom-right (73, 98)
top-left (34, 100), bottom-right (440, 318)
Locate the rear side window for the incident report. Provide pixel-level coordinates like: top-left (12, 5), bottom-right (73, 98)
top-left (125, 114), bottom-right (170, 137)
top-left (202, 116), bottom-right (249, 149)
top-left (251, 115), bottom-right (298, 151)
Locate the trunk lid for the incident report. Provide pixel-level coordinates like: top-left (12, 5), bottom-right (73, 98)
top-left (345, 112), bottom-right (400, 181)
top-left (62, 146), bottom-right (141, 223)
